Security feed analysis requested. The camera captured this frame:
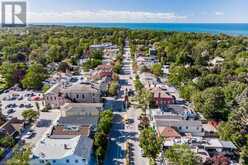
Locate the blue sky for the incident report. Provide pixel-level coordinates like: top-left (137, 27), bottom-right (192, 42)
top-left (5, 0), bottom-right (248, 23)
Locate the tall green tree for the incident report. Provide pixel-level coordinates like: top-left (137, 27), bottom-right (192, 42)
top-left (0, 62), bottom-right (26, 87)
top-left (21, 109), bottom-right (39, 122)
top-left (139, 127), bottom-right (162, 165)
top-left (192, 87), bottom-right (228, 121)
top-left (21, 63), bottom-right (47, 89)
top-left (137, 89), bottom-right (153, 116)
top-left (165, 144), bottom-right (200, 165)
top-left (151, 63), bottom-right (162, 77)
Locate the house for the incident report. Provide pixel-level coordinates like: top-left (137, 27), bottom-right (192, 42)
top-left (0, 118), bottom-right (24, 137)
top-left (201, 138), bottom-right (237, 156)
top-left (139, 72), bottom-right (158, 88)
top-left (57, 116), bottom-right (99, 131)
top-left (149, 48), bottom-right (157, 56)
top-left (92, 70), bottom-right (112, 80)
top-left (157, 127), bottom-right (181, 139)
top-left (96, 76), bottom-right (112, 95)
top-left (30, 135), bottom-right (93, 165)
top-left (49, 125), bottom-right (90, 139)
top-left (60, 103), bottom-right (102, 117)
top-left (44, 83), bottom-right (66, 109)
top-left (152, 87), bottom-right (175, 107)
top-left (62, 83), bottom-right (101, 103)
top-left (154, 116), bottom-right (204, 137)
top-left (208, 56), bottom-right (224, 66)
top-left (44, 83), bottom-right (101, 108)
top-left (90, 43), bottom-right (113, 50)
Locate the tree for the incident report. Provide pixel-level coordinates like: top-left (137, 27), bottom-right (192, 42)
top-left (134, 76), bottom-right (144, 92)
top-left (0, 135), bottom-right (15, 148)
top-left (94, 110), bottom-right (113, 164)
top-left (57, 62), bottom-right (70, 73)
top-left (47, 45), bottom-right (61, 62)
top-left (21, 63), bottom-right (47, 89)
top-left (218, 100), bottom-right (248, 148)
top-left (192, 87), bottom-right (228, 121)
top-left (168, 65), bottom-right (192, 87)
top-left (42, 84), bottom-right (50, 93)
top-left (179, 83), bottom-right (198, 101)
top-left (0, 62), bottom-right (26, 87)
top-left (139, 127), bottom-right (162, 164)
top-left (21, 109), bottom-right (38, 122)
top-left (165, 144), bottom-right (200, 165)
top-left (223, 81), bottom-right (247, 103)
top-left (94, 131), bottom-right (107, 164)
top-left (240, 146), bottom-right (248, 165)
top-left (97, 110), bottom-right (113, 134)
top-left (196, 74), bottom-right (223, 91)
top-left (113, 61), bottom-right (122, 74)
top-left (108, 81), bottom-right (118, 96)
top-left (6, 146), bottom-right (31, 165)
top-left (136, 89), bottom-right (153, 116)
top-left (151, 63), bottom-right (162, 77)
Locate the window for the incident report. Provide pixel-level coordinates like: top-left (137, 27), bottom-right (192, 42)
top-left (186, 126), bottom-right (188, 130)
top-left (75, 159), bottom-right (79, 163)
top-left (40, 160), bottom-right (44, 164)
top-left (66, 159), bottom-right (70, 163)
top-left (77, 94), bottom-right (79, 99)
top-left (196, 127), bottom-right (199, 130)
top-left (82, 94), bottom-right (84, 99)
top-left (178, 126), bottom-right (181, 130)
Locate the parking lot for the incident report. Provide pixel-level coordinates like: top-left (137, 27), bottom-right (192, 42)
top-left (25, 110), bottom-right (60, 146)
top-left (0, 89), bottom-right (44, 120)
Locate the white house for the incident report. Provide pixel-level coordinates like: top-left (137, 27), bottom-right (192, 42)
top-left (30, 135), bottom-right (93, 165)
top-left (154, 116), bottom-right (204, 137)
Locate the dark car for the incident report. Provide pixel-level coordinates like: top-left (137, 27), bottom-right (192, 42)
top-left (7, 109), bottom-right (15, 114)
top-left (19, 104), bottom-right (25, 108)
top-left (25, 104), bottom-right (33, 108)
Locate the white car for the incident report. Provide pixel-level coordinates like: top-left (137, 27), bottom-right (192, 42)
top-left (21, 131), bottom-right (34, 140)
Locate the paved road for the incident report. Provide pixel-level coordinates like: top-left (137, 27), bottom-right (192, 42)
top-left (104, 41), bottom-right (148, 165)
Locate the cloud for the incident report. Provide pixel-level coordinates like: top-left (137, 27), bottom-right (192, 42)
top-left (215, 11), bottom-right (224, 16)
top-left (27, 10), bottom-right (187, 23)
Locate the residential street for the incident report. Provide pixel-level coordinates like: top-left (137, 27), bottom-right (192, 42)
top-left (104, 40), bottom-right (148, 165)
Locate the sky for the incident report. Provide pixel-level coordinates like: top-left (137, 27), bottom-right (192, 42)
top-left (1, 0), bottom-right (248, 23)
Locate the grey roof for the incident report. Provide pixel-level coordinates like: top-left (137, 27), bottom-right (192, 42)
top-left (61, 103), bottom-right (103, 114)
top-left (165, 104), bottom-right (187, 114)
top-left (154, 113), bottom-right (183, 120)
top-left (62, 83), bottom-right (99, 93)
top-left (155, 119), bottom-right (202, 127)
top-left (220, 140), bottom-right (237, 149)
top-left (58, 116), bottom-right (99, 128)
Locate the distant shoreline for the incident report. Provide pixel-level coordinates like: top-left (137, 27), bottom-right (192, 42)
top-left (29, 23), bottom-right (248, 36)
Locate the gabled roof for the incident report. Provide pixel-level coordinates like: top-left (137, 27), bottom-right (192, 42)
top-left (158, 127), bottom-right (181, 139)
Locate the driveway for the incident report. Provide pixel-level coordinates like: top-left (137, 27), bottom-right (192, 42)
top-left (24, 110), bottom-right (60, 146)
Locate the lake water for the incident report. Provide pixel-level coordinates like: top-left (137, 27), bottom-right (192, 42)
top-left (35, 23), bottom-right (248, 36)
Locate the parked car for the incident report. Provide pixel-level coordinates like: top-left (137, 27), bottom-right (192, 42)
top-left (25, 104), bottom-right (33, 108)
top-left (21, 131), bottom-right (33, 140)
top-left (19, 104), bottom-right (25, 108)
top-left (17, 96), bottom-right (23, 100)
top-left (7, 109), bottom-right (15, 114)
